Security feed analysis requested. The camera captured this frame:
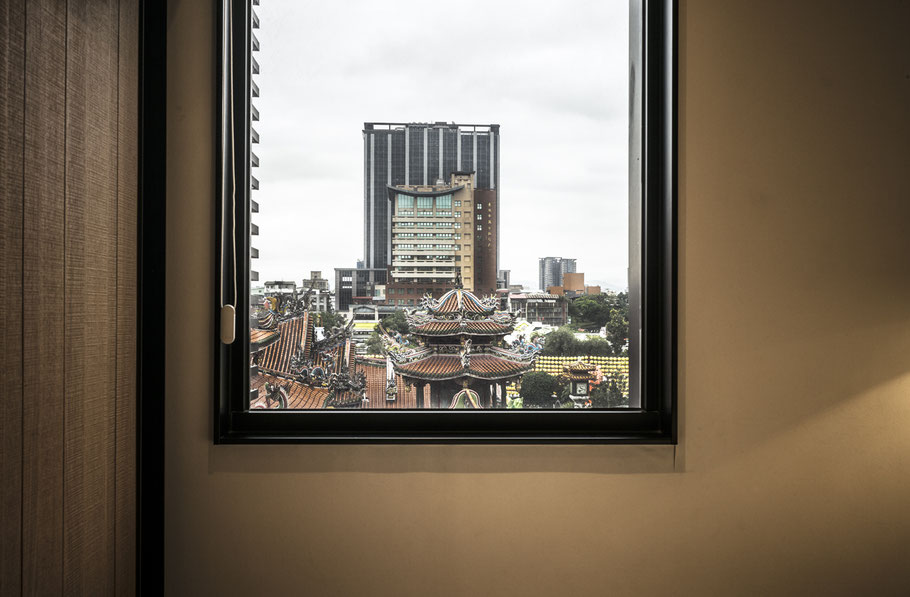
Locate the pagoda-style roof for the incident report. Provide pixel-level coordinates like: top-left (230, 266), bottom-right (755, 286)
top-left (422, 287), bottom-right (498, 316)
top-left (411, 319), bottom-right (513, 336)
top-left (559, 359), bottom-right (597, 382)
top-left (392, 348), bottom-right (534, 382)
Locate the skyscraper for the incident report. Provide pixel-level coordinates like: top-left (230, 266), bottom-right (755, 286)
top-left (249, 1), bottom-right (262, 281)
top-left (539, 257), bottom-right (577, 291)
top-left (362, 122), bottom-right (500, 272)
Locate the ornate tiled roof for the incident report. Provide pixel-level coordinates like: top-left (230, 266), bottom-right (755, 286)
top-left (354, 357), bottom-right (420, 409)
top-left (559, 359), bottom-right (597, 382)
top-left (250, 371), bottom-right (331, 409)
top-left (395, 352), bottom-right (533, 381)
top-left (423, 287), bottom-right (498, 316)
top-left (250, 328), bottom-right (280, 351)
top-left (412, 319), bottom-right (512, 336)
top-left (257, 312), bottom-right (311, 375)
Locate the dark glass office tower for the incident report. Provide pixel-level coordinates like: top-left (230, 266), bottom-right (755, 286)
top-left (362, 122), bottom-right (500, 271)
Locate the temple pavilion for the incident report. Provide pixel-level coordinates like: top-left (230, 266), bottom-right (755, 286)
top-left (381, 278), bottom-right (537, 408)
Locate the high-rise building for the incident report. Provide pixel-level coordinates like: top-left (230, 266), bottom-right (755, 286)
top-left (538, 257), bottom-right (577, 291)
top-left (249, 2), bottom-right (262, 281)
top-left (334, 266), bottom-right (387, 313)
top-left (385, 173), bottom-right (497, 304)
top-left (362, 122), bottom-right (500, 272)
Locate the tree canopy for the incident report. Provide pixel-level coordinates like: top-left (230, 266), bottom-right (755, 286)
top-left (381, 309), bottom-right (410, 335)
top-left (519, 371), bottom-right (563, 408)
top-left (589, 376), bottom-right (629, 408)
top-left (540, 327), bottom-right (616, 357)
top-left (318, 310), bottom-right (346, 330)
top-left (565, 292), bottom-right (629, 354)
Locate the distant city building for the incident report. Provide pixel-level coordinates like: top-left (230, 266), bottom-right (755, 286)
top-left (497, 269), bottom-right (511, 290)
top-left (508, 284), bottom-right (524, 293)
top-left (585, 285), bottom-right (601, 295)
top-left (562, 272), bottom-right (585, 293)
top-left (334, 266), bottom-right (387, 312)
top-left (302, 270), bottom-right (330, 292)
top-left (310, 289), bottom-right (333, 313)
top-left (249, 2), bottom-right (262, 282)
top-left (538, 257), bottom-right (577, 292)
top-left (510, 292), bottom-right (568, 327)
top-left (385, 173), bottom-right (498, 304)
top-left (264, 280), bottom-right (296, 296)
top-left (362, 122), bottom-right (500, 273)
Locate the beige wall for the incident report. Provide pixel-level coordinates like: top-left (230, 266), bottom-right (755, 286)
top-left (165, 1), bottom-right (910, 595)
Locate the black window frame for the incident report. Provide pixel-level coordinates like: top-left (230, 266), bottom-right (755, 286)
top-left (215, 0), bottom-right (677, 443)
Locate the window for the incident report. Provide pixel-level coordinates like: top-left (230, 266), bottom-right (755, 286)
top-left (217, 0), bottom-right (676, 442)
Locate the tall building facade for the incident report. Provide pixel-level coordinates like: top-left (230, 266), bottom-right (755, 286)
top-left (385, 173), bottom-right (497, 305)
top-left (249, 1), bottom-right (262, 281)
top-left (362, 122), bottom-right (500, 272)
top-left (334, 266), bottom-right (387, 313)
top-left (538, 257), bottom-right (577, 291)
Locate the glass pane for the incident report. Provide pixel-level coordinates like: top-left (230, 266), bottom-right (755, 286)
top-left (248, 0), bottom-right (635, 410)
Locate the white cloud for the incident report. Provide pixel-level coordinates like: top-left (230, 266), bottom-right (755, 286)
top-left (253, 0), bottom-right (629, 291)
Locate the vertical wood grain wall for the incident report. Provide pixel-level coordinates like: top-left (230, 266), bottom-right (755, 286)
top-left (1, 0), bottom-right (138, 594)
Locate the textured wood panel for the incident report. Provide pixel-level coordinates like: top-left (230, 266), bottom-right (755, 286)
top-left (116, 0), bottom-right (139, 593)
top-left (2, 1), bottom-right (140, 593)
top-left (0, 2), bottom-right (25, 595)
top-left (21, 1), bottom-right (68, 595)
top-left (64, 0), bottom-right (120, 593)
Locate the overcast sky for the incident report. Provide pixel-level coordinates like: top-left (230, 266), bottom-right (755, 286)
top-left (253, 0), bottom-right (629, 292)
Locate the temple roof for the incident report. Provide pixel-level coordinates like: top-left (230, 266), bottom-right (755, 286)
top-left (250, 371), bottom-right (331, 409)
top-left (423, 287), bottom-right (498, 316)
top-left (394, 352), bottom-right (533, 381)
top-left (560, 359), bottom-right (598, 381)
top-left (250, 328), bottom-right (280, 351)
top-left (255, 312), bottom-right (312, 376)
top-left (412, 319), bottom-right (512, 336)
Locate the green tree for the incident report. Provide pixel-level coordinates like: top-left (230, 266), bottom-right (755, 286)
top-left (605, 307), bottom-right (629, 355)
top-left (319, 310), bottom-right (346, 330)
top-left (540, 327), bottom-right (579, 356)
top-left (364, 331), bottom-right (384, 355)
top-left (519, 371), bottom-right (562, 408)
top-left (568, 295), bottom-right (611, 329)
top-left (589, 376), bottom-right (629, 408)
top-left (540, 327), bottom-right (614, 356)
top-left (381, 309), bottom-right (410, 335)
